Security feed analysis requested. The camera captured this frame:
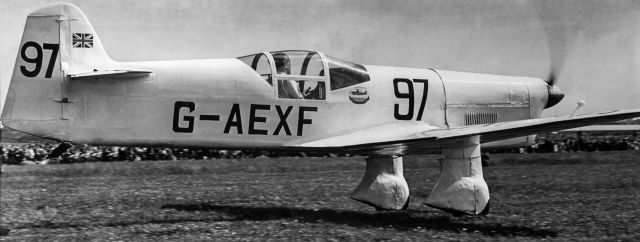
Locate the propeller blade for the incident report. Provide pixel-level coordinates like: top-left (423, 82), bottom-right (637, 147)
top-left (533, 2), bottom-right (579, 86)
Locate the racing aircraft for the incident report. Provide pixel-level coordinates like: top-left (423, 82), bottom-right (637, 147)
top-left (2, 3), bottom-right (639, 215)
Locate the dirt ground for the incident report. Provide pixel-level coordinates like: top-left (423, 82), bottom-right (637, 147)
top-left (1, 151), bottom-right (639, 241)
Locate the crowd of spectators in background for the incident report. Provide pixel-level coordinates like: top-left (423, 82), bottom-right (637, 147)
top-left (1, 132), bottom-right (639, 165)
top-left (0, 144), bottom-right (279, 165)
top-left (522, 132), bottom-right (639, 153)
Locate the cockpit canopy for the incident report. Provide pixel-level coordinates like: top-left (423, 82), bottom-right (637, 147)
top-left (237, 50), bottom-right (370, 100)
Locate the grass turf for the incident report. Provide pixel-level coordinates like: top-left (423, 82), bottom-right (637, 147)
top-left (1, 151), bottom-right (639, 241)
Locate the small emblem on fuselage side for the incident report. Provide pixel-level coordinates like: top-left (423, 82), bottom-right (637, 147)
top-left (349, 87), bottom-right (369, 104)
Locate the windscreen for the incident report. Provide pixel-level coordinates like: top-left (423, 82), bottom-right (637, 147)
top-left (326, 56), bottom-right (370, 90)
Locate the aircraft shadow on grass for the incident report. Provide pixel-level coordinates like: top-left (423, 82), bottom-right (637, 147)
top-left (13, 203), bottom-right (556, 238)
top-left (160, 203), bottom-right (558, 238)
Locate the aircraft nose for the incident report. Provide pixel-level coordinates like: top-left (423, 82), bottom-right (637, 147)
top-left (545, 84), bottom-right (565, 108)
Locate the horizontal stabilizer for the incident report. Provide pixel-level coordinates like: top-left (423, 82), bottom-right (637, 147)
top-left (68, 69), bottom-right (152, 79)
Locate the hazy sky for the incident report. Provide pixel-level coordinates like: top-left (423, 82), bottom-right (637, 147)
top-left (1, 0), bottom-right (639, 118)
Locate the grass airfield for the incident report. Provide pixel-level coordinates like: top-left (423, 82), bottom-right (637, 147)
top-left (1, 151), bottom-right (639, 241)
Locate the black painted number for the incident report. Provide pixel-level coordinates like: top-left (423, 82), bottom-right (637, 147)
top-left (393, 78), bottom-right (428, 121)
top-left (20, 41), bottom-right (59, 78)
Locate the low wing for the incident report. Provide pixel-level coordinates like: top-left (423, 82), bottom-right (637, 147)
top-left (287, 109), bottom-right (640, 155)
top-left (434, 109), bottom-right (640, 142)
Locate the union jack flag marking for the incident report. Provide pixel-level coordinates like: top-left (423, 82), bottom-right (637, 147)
top-left (72, 33), bottom-right (93, 48)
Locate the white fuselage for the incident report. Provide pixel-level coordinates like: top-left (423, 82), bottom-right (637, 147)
top-left (3, 56), bottom-right (548, 154)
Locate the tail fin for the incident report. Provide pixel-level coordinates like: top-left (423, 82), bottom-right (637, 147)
top-left (2, 3), bottom-right (111, 131)
top-left (33, 3), bottom-right (113, 73)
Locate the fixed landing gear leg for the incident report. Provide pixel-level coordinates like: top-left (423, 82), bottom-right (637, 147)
top-left (425, 135), bottom-right (490, 215)
top-left (351, 156), bottom-right (410, 210)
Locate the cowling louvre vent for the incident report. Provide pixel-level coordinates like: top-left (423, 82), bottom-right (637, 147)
top-left (464, 113), bottom-right (498, 125)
